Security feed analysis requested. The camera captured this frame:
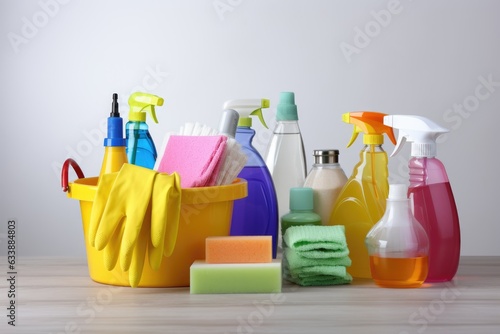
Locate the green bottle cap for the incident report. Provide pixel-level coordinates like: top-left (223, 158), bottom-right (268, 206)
top-left (276, 92), bottom-right (298, 121)
top-left (289, 187), bottom-right (313, 211)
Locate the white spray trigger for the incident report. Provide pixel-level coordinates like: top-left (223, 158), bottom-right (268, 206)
top-left (391, 130), bottom-right (408, 157)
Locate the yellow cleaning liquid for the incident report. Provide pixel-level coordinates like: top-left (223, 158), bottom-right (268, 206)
top-left (327, 111), bottom-right (396, 279)
top-left (329, 147), bottom-right (389, 278)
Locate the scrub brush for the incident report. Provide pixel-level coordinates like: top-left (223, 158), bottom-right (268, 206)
top-left (216, 109), bottom-right (247, 186)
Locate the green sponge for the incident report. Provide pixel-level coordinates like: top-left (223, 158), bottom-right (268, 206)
top-left (190, 260), bottom-right (282, 294)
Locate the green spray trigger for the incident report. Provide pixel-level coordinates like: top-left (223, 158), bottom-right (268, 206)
top-left (128, 92), bottom-right (164, 123)
top-left (222, 99), bottom-right (270, 128)
top-left (250, 107), bottom-right (268, 129)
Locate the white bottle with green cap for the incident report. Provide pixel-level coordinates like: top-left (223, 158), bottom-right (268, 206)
top-left (265, 92), bottom-right (307, 226)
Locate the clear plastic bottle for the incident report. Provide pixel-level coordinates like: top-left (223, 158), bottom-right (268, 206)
top-left (126, 92), bottom-right (164, 169)
top-left (265, 92), bottom-right (307, 222)
top-left (303, 150), bottom-right (347, 225)
top-left (365, 184), bottom-right (429, 288)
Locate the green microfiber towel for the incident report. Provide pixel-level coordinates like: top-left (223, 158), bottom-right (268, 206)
top-left (283, 266), bottom-right (353, 286)
top-left (283, 225), bottom-right (349, 259)
top-left (281, 225), bottom-right (352, 287)
top-left (284, 248), bottom-right (351, 270)
top-left (283, 256), bottom-right (348, 277)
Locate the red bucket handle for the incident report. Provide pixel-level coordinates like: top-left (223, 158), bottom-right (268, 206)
top-left (61, 158), bottom-right (85, 192)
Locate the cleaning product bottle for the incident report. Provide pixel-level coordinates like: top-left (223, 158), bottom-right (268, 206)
top-left (264, 92), bottom-right (307, 228)
top-left (383, 115), bottom-right (460, 282)
top-left (99, 93), bottom-right (128, 181)
top-left (126, 92), bottom-right (164, 169)
top-left (281, 187), bottom-right (322, 248)
top-left (223, 98), bottom-right (279, 258)
top-left (303, 149), bottom-right (348, 225)
top-left (328, 111), bottom-right (397, 279)
top-left (365, 183), bottom-right (429, 288)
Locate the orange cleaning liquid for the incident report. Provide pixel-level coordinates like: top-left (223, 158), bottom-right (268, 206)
top-left (369, 256), bottom-right (428, 288)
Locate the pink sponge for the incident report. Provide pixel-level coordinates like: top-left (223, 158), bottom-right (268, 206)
top-left (157, 135), bottom-right (227, 188)
top-left (205, 236), bottom-right (272, 264)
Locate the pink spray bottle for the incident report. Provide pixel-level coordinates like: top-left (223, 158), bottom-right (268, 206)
top-left (383, 115), bottom-right (460, 282)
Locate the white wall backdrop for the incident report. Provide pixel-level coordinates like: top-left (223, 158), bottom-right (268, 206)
top-left (1, 0), bottom-right (499, 257)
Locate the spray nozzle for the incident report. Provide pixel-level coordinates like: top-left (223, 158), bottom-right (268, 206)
top-left (110, 93), bottom-right (120, 117)
top-left (104, 93), bottom-right (126, 147)
top-left (219, 109), bottom-right (240, 138)
top-left (383, 115), bottom-right (449, 157)
top-left (343, 111), bottom-right (397, 147)
top-left (222, 99), bottom-right (270, 128)
top-left (128, 92), bottom-right (164, 123)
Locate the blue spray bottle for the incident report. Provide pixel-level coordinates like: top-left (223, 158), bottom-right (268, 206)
top-left (126, 92), bottom-right (164, 169)
top-left (223, 98), bottom-right (279, 258)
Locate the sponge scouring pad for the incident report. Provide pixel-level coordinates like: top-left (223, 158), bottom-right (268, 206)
top-left (190, 260), bottom-right (282, 294)
top-left (205, 236), bottom-right (272, 264)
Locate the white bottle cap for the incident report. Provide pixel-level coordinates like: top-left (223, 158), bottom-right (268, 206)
top-left (388, 184), bottom-right (408, 200)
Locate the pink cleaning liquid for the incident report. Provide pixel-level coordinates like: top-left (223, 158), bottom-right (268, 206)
top-left (409, 157), bottom-right (460, 282)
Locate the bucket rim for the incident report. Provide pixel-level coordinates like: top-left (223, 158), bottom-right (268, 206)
top-left (67, 176), bottom-right (247, 204)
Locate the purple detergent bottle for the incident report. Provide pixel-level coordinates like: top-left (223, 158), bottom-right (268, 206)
top-left (222, 98), bottom-right (279, 258)
top-left (384, 115), bottom-right (460, 282)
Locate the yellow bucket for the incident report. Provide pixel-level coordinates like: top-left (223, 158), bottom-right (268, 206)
top-left (63, 160), bottom-right (247, 287)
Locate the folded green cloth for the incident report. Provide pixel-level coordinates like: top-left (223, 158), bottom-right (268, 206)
top-left (281, 225), bottom-right (352, 286)
top-left (284, 248), bottom-right (351, 270)
top-left (283, 257), bottom-right (348, 277)
top-left (283, 266), bottom-right (353, 286)
top-left (283, 225), bottom-right (349, 259)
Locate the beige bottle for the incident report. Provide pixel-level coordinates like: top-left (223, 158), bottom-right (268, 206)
top-left (303, 149), bottom-right (347, 225)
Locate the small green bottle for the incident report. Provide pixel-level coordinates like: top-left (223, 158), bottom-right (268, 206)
top-left (281, 187), bottom-right (322, 248)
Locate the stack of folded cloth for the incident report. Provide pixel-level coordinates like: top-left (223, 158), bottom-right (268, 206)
top-left (282, 225), bottom-right (352, 286)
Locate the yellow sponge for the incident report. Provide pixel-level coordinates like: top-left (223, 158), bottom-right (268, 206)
top-left (205, 236), bottom-right (272, 264)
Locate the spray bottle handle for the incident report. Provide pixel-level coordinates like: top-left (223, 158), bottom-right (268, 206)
top-left (128, 92), bottom-right (164, 123)
top-left (144, 105), bottom-right (160, 124)
top-left (391, 130), bottom-right (409, 157)
top-left (346, 126), bottom-right (361, 148)
top-left (250, 108), bottom-right (268, 129)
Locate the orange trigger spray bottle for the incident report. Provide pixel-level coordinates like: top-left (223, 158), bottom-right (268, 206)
top-left (327, 111), bottom-right (396, 279)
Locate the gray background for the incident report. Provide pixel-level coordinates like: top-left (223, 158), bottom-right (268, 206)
top-left (1, 0), bottom-right (499, 257)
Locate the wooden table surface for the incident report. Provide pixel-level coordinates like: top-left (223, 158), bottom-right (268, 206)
top-left (1, 256), bottom-right (499, 333)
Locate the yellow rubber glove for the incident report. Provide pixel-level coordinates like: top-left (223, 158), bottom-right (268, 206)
top-left (148, 172), bottom-right (182, 271)
top-left (102, 222), bottom-right (125, 271)
top-left (88, 172), bottom-right (119, 248)
top-left (128, 205), bottom-right (151, 288)
top-left (90, 163), bottom-right (157, 273)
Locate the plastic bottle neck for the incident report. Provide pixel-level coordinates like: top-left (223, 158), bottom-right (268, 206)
top-left (236, 126), bottom-right (268, 167)
top-left (236, 126), bottom-right (255, 146)
top-left (362, 144), bottom-right (384, 153)
top-left (290, 208), bottom-right (314, 214)
top-left (273, 120), bottom-right (301, 134)
top-left (376, 198), bottom-right (415, 231)
top-left (411, 142), bottom-right (437, 158)
top-left (127, 119), bottom-right (147, 126)
top-left (312, 162), bottom-right (341, 169)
